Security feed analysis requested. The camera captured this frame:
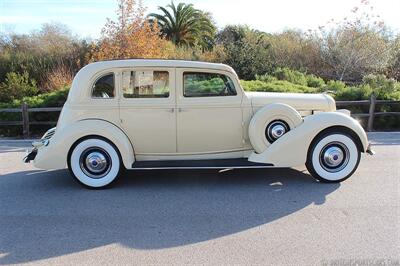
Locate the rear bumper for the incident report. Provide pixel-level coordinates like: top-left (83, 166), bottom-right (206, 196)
top-left (366, 143), bottom-right (375, 155)
top-left (23, 138), bottom-right (49, 163)
top-left (23, 148), bottom-right (37, 163)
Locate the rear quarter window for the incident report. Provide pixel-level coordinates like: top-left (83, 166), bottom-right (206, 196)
top-left (92, 73), bottom-right (115, 98)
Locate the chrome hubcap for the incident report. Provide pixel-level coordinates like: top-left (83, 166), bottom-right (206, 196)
top-left (319, 142), bottom-right (350, 173)
top-left (85, 152), bottom-right (108, 173)
top-left (266, 120), bottom-right (290, 143)
top-left (270, 124), bottom-right (286, 139)
top-left (79, 148), bottom-right (111, 179)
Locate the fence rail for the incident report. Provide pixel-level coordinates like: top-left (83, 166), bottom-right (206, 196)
top-left (0, 103), bottom-right (61, 137)
top-left (336, 95), bottom-right (400, 131)
top-left (0, 95), bottom-right (399, 138)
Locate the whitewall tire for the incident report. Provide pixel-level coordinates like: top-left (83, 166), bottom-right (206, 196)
top-left (306, 132), bottom-right (361, 183)
top-left (68, 138), bottom-right (121, 188)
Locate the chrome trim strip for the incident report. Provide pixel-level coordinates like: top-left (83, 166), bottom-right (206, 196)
top-left (130, 165), bottom-right (276, 170)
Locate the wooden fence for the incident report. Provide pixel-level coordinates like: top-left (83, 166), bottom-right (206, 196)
top-left (336, 95), bottom-right (400, 131)
top-left (0, 103), bottom-right (62, 138)
top-left (0, 94), bottom-right (399, 138)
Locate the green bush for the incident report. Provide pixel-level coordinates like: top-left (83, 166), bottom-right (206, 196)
top-left (362, 74), bottom-right (400, 100)
top-left (241, 79), bottom-right (317, 94)
top-left (0, 87), bottom-right (69, 109)
top-left (272, 67), bottom-right (307, 86)
top-left (0, 72), bottom-right (39, 102)
top-left (255, 74), bottom-right (277, 83)
top-left (325, 80), bottom-right (346, 92)
top-left (306, 74), bottom-right (325, 88)
top-left (332, 75), bottom-right (400, 101)
top-left (334, 85), bottom-right (372, 101)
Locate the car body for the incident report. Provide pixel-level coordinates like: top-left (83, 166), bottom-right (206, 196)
top-left (25, 59), bottom-right (374, 188)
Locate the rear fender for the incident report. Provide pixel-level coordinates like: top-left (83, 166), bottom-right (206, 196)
top-left (248, 112), bottom-right (368, 167)
top-left (34, 119), bottom-right (135, 170)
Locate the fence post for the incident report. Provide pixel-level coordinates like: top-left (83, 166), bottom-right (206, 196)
top-left (367, 94), bottom-right (376, 132)
top-left (22, 102), bottom-right (29, 138)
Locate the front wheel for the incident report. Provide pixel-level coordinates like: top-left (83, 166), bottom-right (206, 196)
top-left (68, 138), bottom-right (122, 188)
top-left (306, 132), bottom-right (361, 183)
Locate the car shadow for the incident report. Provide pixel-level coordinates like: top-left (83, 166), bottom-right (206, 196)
top-left (0, 168), bottom-right (339, 264)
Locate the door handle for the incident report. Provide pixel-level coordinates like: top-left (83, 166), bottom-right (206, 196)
top-left (178, 108), bottom-right (188, 112)
top-left (166, 108), bottom-right (175, 113)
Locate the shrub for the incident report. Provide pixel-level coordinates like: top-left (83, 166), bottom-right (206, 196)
top-left (362, 74), bottom-right (400, 100)
top-left (241, 79), bottom-right (317, 94)
top-left (255, 74), bottom-right (277, 83)
top-left (0, 87), bottom-right (69, 108)
top-left (0, 72), bottom-right (39, 103)
top-left (272, 67), bottom-right (307, 86)
top-left (325, 80), bottom-right (346, 92)
top-left (334, 86), bottom-right (370, 101)
top-left (306, 74), bottom-right (325, 88)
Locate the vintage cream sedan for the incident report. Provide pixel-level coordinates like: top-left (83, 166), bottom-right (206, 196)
top-left (24, 59), bottom-right (374, 188)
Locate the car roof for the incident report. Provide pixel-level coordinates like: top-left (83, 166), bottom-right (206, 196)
top-left (91, 59), bottom-right (234, 72)
top-left (68, 59), bottom-right (237, 103)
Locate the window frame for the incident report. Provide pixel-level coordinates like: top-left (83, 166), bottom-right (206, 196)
top-left (90, 72), bottom-right (116, 99)
top-left (182, 71), bottom-right (238, 98)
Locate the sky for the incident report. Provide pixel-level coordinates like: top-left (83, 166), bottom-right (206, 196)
top-left (0, 0), bottom-right (399, 39)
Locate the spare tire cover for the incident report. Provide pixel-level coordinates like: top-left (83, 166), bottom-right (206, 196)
top-left (249, 103), bottom-right (303, 153)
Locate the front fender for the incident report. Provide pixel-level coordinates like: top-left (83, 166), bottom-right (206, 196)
top-left (34, 119), bottom-right (135, 170)
top-left (248, 112), bottom-right (368, 167)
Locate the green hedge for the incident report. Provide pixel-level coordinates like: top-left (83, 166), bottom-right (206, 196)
top-left (0, 87), bottom-right (69, 109)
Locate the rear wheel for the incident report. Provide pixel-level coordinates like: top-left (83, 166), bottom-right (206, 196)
top-left (306, 132), bottom-right (361, 183)
top-left (68, 138), bottom-right (121, 188)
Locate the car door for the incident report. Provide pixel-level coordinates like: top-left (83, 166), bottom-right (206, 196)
top-left (176, 68), bottom-right (244, 154)
top-left (119, 67), bottom-right (176, 155)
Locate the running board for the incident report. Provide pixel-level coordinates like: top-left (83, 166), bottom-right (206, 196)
top-left (131, 158), bottom-right (273, 170)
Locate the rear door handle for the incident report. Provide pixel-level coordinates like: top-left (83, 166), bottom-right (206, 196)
top-left (166, 108), bottom-right (175, 113)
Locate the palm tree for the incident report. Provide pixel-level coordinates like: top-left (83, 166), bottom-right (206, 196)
top-left (148, 2), bottom-right (216, 49)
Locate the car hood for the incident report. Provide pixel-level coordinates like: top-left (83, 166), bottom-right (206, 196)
top-left (245, 91), bottom-right (336, 113)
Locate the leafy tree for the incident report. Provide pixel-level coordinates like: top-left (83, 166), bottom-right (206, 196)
top-left (387, 36), bottom-right (400, 80)
top-left (217, 25), bottom-right (274, 80)
top-left (313, 1), bottom-right (392, 82)
top-left (148, 2), bottom-right (216, 49)
top-left (91, 0), bottom-right (168, 60)
top-left (267, 30), bottom-right (321, 75)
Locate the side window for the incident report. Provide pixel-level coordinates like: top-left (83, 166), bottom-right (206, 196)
top-left (92, 73), bottom-right (115, 98)
top-left (183, 72), bottom-right (237, 97)
top-left (122, 70), bottom-right (170, 98)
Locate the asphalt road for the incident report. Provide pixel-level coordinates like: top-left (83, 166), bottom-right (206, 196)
top-left (0, 133), bottom-right (399, 266)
